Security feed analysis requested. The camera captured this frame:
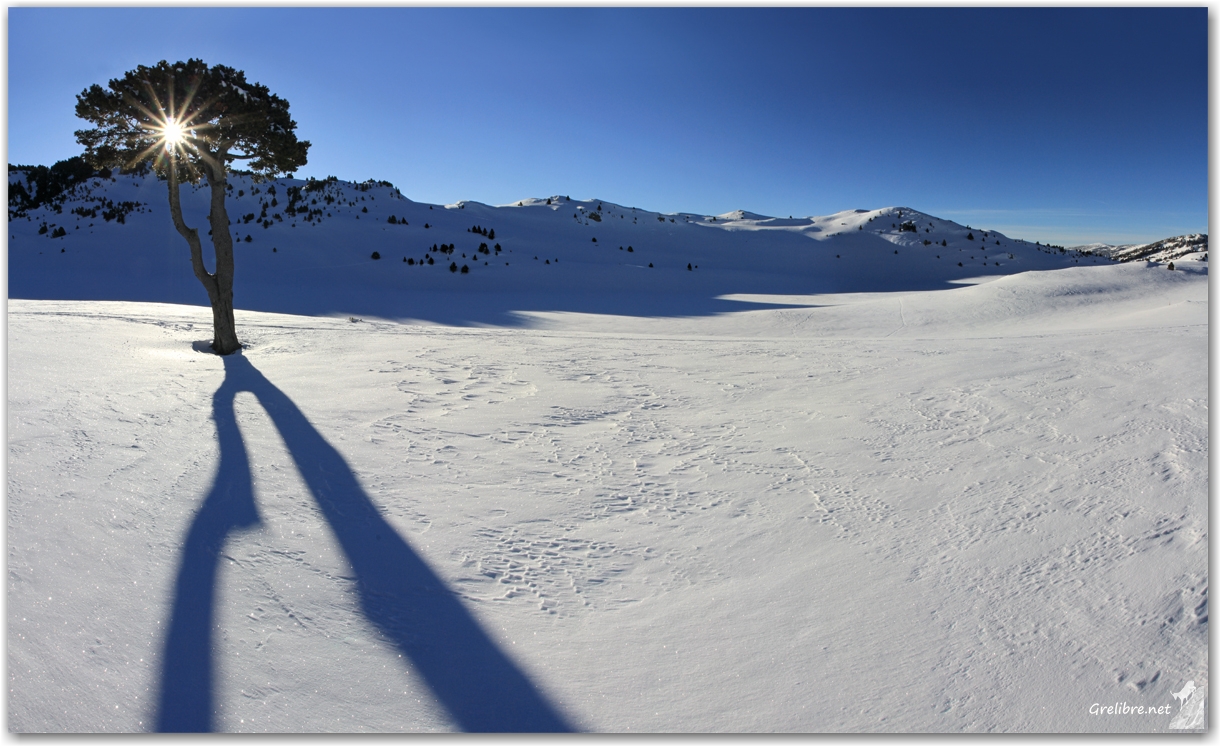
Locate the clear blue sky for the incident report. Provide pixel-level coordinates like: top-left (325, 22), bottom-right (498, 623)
top-left (7, 7), bottom-right (1208, 245)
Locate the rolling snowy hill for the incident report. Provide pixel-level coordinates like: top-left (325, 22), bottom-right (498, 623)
top-left (10, 165), bottom-right (1182, 325)
top-left (7, 164), bottom-right (1209, 733)
top-left (1071, 234), bottom-right (1209, 265)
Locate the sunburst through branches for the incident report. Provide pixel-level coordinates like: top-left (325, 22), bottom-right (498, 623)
top-left (130, 76), bottom-right (215, 171)
top-left (158, 118), bottom-right (187, 149)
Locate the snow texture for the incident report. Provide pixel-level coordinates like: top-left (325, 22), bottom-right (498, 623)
top-left (7, 170), bottom-right (1209, 733)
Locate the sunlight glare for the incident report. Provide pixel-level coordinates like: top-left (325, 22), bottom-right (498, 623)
top-left (161, 118), bottom-right (186, 148)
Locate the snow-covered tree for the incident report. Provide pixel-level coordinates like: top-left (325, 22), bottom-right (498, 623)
top-left (74, 59), bottom-right (309, 354)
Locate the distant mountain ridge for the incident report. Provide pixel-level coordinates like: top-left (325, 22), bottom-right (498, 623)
top-left (1070, 234), bottom-right (1208, 264)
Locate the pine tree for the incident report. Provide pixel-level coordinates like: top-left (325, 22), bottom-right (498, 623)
top-left (74, 58), bottom-right (309, 354)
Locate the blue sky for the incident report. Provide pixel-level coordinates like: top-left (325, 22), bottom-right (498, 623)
top-left (7, 7), bottom-right (1208, 245)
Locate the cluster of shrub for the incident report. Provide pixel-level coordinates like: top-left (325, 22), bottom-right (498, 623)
top-left (353, 178), bottom-right (396, 193)
top-left (8, 156), bottom-right (140, 221)
top-left (282, 185), bottom-right (330, 223)
top-left (65, 197), bottom-right (146, 225)
top-left (303, 175), bottom-right (338, 194)
top-left (389, 250), bottom-right (470, 274)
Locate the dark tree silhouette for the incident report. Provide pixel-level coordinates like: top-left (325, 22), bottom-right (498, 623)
top-left (74, 59), bottom-right (309, 354)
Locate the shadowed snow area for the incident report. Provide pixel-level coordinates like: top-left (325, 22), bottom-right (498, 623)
top-left (6, 171), bottom-right (1208, 732)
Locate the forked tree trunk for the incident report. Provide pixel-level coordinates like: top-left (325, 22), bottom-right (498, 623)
top-left (167, 156), bottom-right (242, 355)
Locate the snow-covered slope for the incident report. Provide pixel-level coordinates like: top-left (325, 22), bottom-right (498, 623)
top-left (1072, 234), bottom-right (1208, 265)
top-left (7, 166), bottom-right (1208, 733)
top-left (9, 168), bottom-right (1123, 325)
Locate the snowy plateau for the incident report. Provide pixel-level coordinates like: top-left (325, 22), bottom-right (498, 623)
top-left (7, 168), bottom-right (1209, 733)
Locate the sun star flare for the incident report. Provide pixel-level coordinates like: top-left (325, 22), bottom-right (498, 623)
top-left (159, 117), bottom-right (186, 148)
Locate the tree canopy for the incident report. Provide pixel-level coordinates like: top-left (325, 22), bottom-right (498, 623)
top-left (74, 58), bottom-right (309, 183)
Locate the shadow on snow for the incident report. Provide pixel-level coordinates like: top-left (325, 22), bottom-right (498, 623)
top-left (155, 352), bottom-right (574, 733)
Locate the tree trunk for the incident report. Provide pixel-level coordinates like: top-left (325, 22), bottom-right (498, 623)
top-left (203, 164), bottom-right (241, 354)
top-left (166, 154), bottom-right (242, 355)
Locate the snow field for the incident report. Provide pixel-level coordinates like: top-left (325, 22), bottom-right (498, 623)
top-left (6, 258), bottom-right (1207, 732)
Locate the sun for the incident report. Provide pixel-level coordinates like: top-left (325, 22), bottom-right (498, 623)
top-left (159, 118), bottom-right (187, 148)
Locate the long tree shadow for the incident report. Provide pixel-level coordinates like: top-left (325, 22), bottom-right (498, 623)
top-left (156, 352), bottom-right (574, 732)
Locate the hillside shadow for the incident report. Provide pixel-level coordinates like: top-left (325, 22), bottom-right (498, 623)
top-left (156, 352), bottom-right (574, 733)
top-left (240, 284), bottom-right (823, 328)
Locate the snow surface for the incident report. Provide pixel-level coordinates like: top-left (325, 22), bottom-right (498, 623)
top-left (6, 171), bottom-right (1209, 732)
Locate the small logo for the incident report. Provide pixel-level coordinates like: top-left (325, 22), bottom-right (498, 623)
top-left (1169, 680), bottom-right (1206, 730)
